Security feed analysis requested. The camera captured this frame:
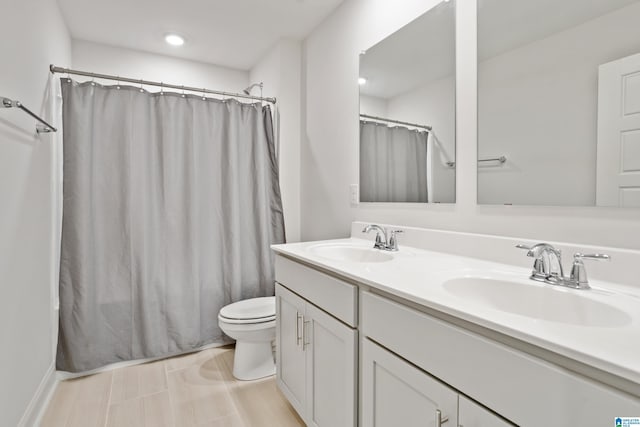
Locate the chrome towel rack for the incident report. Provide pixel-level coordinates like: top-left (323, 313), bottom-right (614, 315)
top-left (1, 96), bottom-right (57, 133)
top-left (446, 156), bottom-right (506, 168)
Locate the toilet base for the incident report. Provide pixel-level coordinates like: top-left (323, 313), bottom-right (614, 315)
top-left (232, 340), bottom-right (275, 381)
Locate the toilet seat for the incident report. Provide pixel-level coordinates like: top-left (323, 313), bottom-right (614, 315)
top-left (219, 296), bottom-right (275, 324)
top-left (218, 314), bottom-right (276, 325)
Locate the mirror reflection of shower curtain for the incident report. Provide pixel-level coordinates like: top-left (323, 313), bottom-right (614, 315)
top-left (359, 121), bottom-right (429, 202)
top-left (57, 79), bottom-right (285, 373)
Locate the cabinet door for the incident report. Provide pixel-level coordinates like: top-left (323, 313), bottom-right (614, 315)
top-left (275, 284), bottom-right (307, 417)
top-left (459, 396), bottom-right (514, 427)
top-left (362, 338), bottom-right (458, 427)
top-left (305, 302), bottom-right (357, 427)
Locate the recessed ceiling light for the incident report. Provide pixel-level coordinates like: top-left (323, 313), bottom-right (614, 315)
top-left (165, 34), bottom-right (185, 46)
top-left (358, 77), bottom-right (367, 85)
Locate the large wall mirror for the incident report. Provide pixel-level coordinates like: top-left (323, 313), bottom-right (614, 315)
top-left (478, 0), bottom-right (640, 207)
top-left (359, 0), bottom-right (456, 204)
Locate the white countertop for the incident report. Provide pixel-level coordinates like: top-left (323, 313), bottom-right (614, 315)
top-left (272, 238), bottom-right (640, 389)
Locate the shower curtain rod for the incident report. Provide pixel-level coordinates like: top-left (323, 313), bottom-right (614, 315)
top-left (49, 65), bottom-right (277, 104)
top-left (359, 113), bottom-right (432, 131)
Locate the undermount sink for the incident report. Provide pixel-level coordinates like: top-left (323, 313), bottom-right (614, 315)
top-left (443, 277), bottom-right (631, 328)
top-left (308, 244), bottom-right (393, 263)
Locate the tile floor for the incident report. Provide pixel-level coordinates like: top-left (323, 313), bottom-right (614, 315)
top-left (41, 345), bottom-right (305, 427)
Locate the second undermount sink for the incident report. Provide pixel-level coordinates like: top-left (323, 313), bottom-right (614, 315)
top-left (308, 243), bottom-right (394, 263)
top-left (443, 277), bottom-right (631, 328)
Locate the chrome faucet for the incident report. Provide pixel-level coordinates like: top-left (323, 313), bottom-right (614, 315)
top-left (516, 243), bottom-right (564, 283)
top-left (362, 225), bottom-right (403, 251)
top-left (517, 243), bottom-right (610, 289)
top-left (362, 225), bottom-right (387, 249)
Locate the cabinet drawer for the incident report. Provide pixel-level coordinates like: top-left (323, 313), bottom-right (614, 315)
top-left (361, 291), bottom-right (640, 427)
top-left (275, 255), bottom-right (357, 327)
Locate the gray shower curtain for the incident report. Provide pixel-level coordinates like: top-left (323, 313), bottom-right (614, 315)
top-left (57, 79), bottom-right (285, 373)
top-left (359, 121), bottom-right (429, 202)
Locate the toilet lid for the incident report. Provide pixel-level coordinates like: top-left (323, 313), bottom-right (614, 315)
top-left (219, 296), bottom-right (276, 321)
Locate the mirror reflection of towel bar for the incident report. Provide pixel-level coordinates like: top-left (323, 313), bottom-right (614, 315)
top-left (446, 156), bottom-right (506, 168)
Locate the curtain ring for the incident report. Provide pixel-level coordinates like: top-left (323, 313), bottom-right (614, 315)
top-left (90, 72), bottom-right (95, 86)
top-left (202, 88), bottom-right (206, 101)
top-left (181, 85), bottom-right (186, 98)
top-left (116, 75), bottom-right (121, 90)
top-left (139, 79), bottom-right (144, 93)
top-left (160, 81), bottom-right (164, 95)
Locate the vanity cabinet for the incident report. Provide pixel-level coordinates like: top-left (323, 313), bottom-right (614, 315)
top-left (361, 290), bottom-right (640, 426)
top-left (275, 282), bottom-right (357, 427)
top-left (274, 254), bottom-right (640, 427)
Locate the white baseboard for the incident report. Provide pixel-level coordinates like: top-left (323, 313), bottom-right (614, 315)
top-left (18, 362), bottom-right (58, 427)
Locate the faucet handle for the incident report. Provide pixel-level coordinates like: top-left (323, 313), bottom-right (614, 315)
top-left (516, 244), bottom-right (547, 280)
top-left (516, 244), bottom-right (539, 260)
top-left (568, 253), bottom-right (611, 289)
top-left (573, 253), bottom-right (611, 262)
top-left (387, 230), bottom-right (403, 251)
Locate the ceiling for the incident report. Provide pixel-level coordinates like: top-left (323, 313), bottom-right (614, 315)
top-left (360, 0), bottom-right (638, 100)
top-left (57, 0), bottom-right (345, 70)
top-left (478, 0), bottom-right (638, 61)
top-left (359, 1), bottom-right (456, 100)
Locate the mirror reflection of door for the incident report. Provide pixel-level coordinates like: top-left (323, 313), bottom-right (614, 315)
top-left (597, 52), bottom-right (640, 207)
top-left (478, 0), bottom-right (640, 207)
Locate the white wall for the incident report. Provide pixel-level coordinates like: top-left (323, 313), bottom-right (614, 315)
top-left (301, 0), bottom-right (640, 250)
top-left (250, 40), bottom-right (303, 242)
top-left (387, 75), bottom-right (456, 202)
top-left (72, 40), bottom-right (249, 94)
top-left (359, 94), bottom-right (387, 117)
top-left (0, 0), bottom-right (71, 425)
top-left (478, 2), bottom-right (640, 206)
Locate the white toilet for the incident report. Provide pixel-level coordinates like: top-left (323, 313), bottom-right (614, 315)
top-left (218, 296), bottom-right (276, 381)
